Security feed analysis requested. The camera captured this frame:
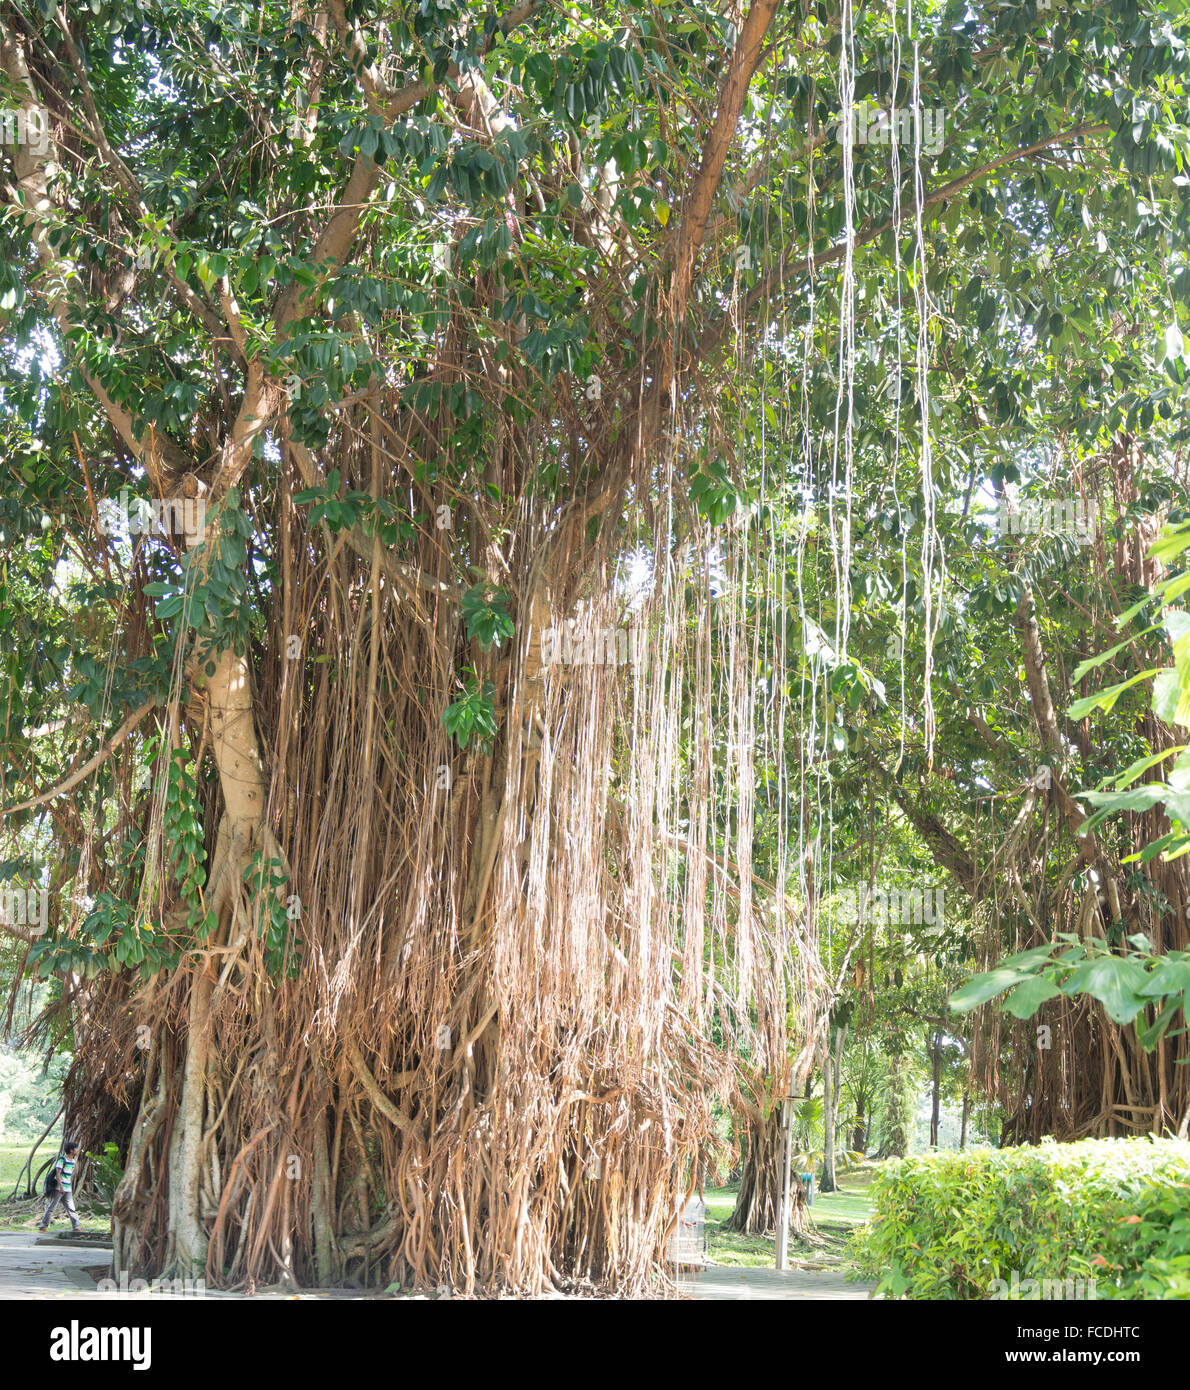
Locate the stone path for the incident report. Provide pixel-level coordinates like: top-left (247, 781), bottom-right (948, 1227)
top-left (679, 1262), bottom-right (877, 1300)
top-left (0, 1229), bottom-right (109, 1298)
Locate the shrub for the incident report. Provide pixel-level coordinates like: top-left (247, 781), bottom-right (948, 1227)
top-left (89, 1141), bottom-right (124, 1213)
top-left (849, 1138), bottom-right (1190, 1299)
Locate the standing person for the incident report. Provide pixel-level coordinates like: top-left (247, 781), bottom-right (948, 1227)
top-left (38, 1141), bottom-right (81, 1233)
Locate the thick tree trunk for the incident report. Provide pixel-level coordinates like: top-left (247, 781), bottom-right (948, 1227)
top-left (727, 1107), bottom-right (808, 1237)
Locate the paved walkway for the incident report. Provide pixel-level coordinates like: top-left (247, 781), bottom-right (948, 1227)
top-left (0, 1229), bottom-right (110, 1298)
top-left (680, 1263), bottom-right (876, 1299)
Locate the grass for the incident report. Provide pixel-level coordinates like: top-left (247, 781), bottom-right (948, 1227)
top-left (0, 1139), bottom-right (112, 1236)
top-left (705, 1163), bottom-right (876, 1271)
top-left (0, 1139), bottom-right (48, 1193)
top-left (704, 1187), bottom-right (774, 1267)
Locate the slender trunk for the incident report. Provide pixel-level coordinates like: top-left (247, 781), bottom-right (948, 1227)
top-left (959, 1089), bottom-right (971, 1150)
top-left (930, 1030), bottom-right (942, 1149)
top-left (167, 971), bottom-right (213, 1273)
top-left (821, 1046), bottom-right (834, 1193)
top-left (821, 1024), bottom-right (846, 1194)
top-left (851, 1095), bottom-right (866, 1155)
top-left (834, 1026), bottom-right (847, 1126)
top-left (880, 1050), bottom-right (911, 1159)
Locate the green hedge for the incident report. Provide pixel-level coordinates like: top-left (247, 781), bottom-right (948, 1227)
top-left (849, 1139), bottom-right (1190, 1299)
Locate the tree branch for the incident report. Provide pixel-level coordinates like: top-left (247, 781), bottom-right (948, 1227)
top-left (0, 699), bottom-right (156, 819)
top-left (0, 32), bottom-right (192, 477)
top-left (697, 121), bottom-right (1112, 371)
top-left (669, 0), bottom-right (784, 323)
top-left (274, 1), bottom-right (541, 335)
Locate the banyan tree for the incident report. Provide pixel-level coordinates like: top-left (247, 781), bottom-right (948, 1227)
top-left (3, 0), bottom-right (1188, 1292)
top-left (0, 0), bottom-right (817, 1291)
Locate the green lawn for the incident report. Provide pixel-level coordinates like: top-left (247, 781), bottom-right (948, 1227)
top-left (0, 1140), bottom-right (43, 1194)
top-left (706, 1164), bottom-right (876, 1270)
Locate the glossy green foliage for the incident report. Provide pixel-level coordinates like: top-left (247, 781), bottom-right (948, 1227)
top-left (951, 931), bottom-right (1190, 1050)
top-left (242, 851), bottom-right (300, 981)
top-left (851, 1139), bottom-right (1190, 1299)
top-left (441, 669), bottom-right (498, 752)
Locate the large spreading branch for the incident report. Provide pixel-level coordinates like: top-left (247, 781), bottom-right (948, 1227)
top-left (0, 29), bottom-right (192, 477)
top-left (0, 698), bottom-right (156, 819)
top-left (667, 0), bottom-right (784, 325)
top-left (273, 1), bottom-right (541, 337)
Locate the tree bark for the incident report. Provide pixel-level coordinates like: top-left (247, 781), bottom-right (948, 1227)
top-left (820, 1023), bottom-right (847, 1193)
top-left (880, 1050), bottom-right (912, 1159)
top-left (929, 1030), bottom-right (942, 1149)
top-left (851, 1095), bottom-right (866, 1155)
top-left (727, 1106), bottom-right (809, 1236)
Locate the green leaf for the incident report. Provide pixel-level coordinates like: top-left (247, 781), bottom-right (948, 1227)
top-left (1108, 746), bottom-right (1187, 790)
top-left (1068, 670), bottom-right (1161, 720)
top-left (1070, 628), bottom-right (1152, 685)
top-left (1152, 669), bottom-right (1181, 725)
top-left (1136, 959), bottom-right (1190, 1000)
top-left (997, 945), bottom-right (1061, 973)
top-left (1002, 977), bottom-right (1063, 1019)
top-left (1149, 524), bottom-right (1190, 566)
top-left (1136, 999), bottom-right (1184, 1052)
top-left (950, 966), bottom-right (1041, 1013)
top-left (1060, 957), bottom-right (1151, 1025)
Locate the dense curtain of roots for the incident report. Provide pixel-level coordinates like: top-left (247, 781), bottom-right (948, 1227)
top-left (957, 442), bottom-right (1190, 1143)
top-left (968, 805), bottom-right (1190, 1144)
top-left (0, 2), bottom-right (820, 1290)
top-left (19, 0), bottom-right (1186, 1296)
top-left (32, 372), bottom-right (807, 1293)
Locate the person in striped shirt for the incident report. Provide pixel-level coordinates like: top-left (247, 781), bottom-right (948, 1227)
top-left (39, 1141), bottom-right (81, 1233)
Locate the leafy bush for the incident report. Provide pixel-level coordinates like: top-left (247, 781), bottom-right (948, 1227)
top-left (89, 1141), bottom-right (124, 1214)
top-left (849, 1139), bottom-right (1190, 1299)
top-left (950, 935), bottom-right (1190, 1054)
